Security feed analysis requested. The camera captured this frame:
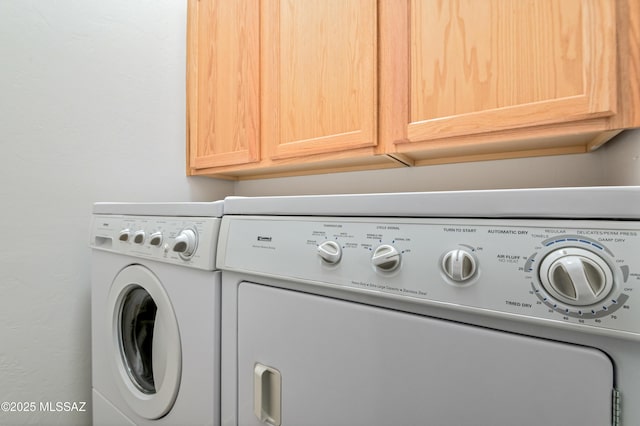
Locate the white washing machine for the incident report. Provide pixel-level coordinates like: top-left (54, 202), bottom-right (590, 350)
top-left (90, 201), bottom-right (223, 426)
top-left (217, 187), bottom-right (640, 426)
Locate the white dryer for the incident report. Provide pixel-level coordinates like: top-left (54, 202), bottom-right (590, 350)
top-left (218, 187), bottom-right (640, 426)
top-left (90, 202), bottom-right (223, 426)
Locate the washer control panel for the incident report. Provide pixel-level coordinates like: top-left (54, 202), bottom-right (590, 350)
top-left (90, 214), bottom-right (221, 270)
top-left (220, 216), bottom-right (640, 337)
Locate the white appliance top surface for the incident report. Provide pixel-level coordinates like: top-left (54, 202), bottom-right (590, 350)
top-left (224, 186), bottom-right (640, 219)
top-left (92, 200), bottom-right (224, 217)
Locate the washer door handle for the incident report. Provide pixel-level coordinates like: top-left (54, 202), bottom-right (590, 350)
top-left (254, 363), bottom-right (281, 426)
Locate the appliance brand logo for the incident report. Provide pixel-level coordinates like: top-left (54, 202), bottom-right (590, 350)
top-left (257, 236), bottom-right (272, 242)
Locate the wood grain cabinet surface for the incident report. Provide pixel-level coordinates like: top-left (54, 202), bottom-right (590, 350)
top-left (188, 0), bottom-right (640, 179)
top-left (188, 0), bottom-right (392, 179)
top-left (380, 0), bottom-right (640, 166)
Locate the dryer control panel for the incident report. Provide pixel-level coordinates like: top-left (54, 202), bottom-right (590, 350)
top-left (91, 214), bottom-right (221, 270)
top-left (219, 216), bottom-right (640, 339)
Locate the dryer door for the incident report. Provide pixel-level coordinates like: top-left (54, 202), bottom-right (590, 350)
top-left (237, 282), bottom-right (615, 426)
top-left (106, 264), bottom-right (181, 420)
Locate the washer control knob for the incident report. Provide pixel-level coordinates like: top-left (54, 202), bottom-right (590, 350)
top-left (539, 248), bottom-right (613, 306)
top-left (372, 245), bottom-right (401, 272)
top-left (149, 232), bottom-right (163, 247)
top-left (118, 229), bottom-right (131, 242)
top-left (318, 241), bottom-right (342, 264)
top-left (133, 230), bottom-right (146, 244)
top-left (442, 249), bottom-right (477, 282)
top-left (172, 228), bottom-right (197, 258)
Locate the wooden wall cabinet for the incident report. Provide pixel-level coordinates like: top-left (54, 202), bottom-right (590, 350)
top-left (187, 0), bottom-right (395, 179)
top-left (188, 0), bottom-right (639, 179)
top-left (380, 0), bottom-right (640, 166)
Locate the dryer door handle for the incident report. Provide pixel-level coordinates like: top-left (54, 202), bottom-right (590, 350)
top-left (254, 363), bottom-right (282, 426)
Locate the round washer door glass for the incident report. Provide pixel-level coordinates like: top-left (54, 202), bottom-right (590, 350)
top-left (120, 285), bottom-right (157, 394)
top-left (107, 265), bottom-right (181, 420)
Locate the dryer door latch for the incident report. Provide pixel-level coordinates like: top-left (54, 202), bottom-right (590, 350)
top-left (254, 363), bottom-right (282, 426)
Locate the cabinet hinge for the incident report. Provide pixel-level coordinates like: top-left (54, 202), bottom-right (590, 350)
top-left (612, 388), bottom-right (621, 426)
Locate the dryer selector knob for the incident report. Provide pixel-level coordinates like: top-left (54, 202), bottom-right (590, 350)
top-left (172, 228), bottom-right (198, 259)
top-left (539, 247), bottom-right (614, 306)
top-left (372, 245), bottom-right (401, 272)
top-left (317, 241), bottom-right (342, 265)
top-left (442, 249), bottom-right (477, 282)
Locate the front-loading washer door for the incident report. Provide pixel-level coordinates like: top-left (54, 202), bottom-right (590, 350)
top-left (106, 264), bottom-right (181, 420)
top-left (237, 282), bottom-right (615, 426)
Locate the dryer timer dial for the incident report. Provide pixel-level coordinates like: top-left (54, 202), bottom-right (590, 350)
top-left (539, 248), bottom-right (614, 306)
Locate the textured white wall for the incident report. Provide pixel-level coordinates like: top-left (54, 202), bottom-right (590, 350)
top-left (600, 129), bottom-right (640, 185)
top-left (0, 1), bottom-right (231, 425)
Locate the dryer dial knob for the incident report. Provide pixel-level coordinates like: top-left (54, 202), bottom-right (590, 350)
top-left (442, 249), bottom-right (477, 282)
top-left (172, 229), bottom-right (198, 259)
top-left (318, 241), bottom-right (342, 264)
top-left (372, 245), bottom-right (401, 272)
top-left (539, 247), bottom-right (614, 306)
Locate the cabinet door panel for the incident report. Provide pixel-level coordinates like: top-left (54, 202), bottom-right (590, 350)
top-left (188, 0), bottom-right (260, 169)
top-left (263, 0), bottom-right (377, 160)
top-left (406, 0), bottom-right (616, 141)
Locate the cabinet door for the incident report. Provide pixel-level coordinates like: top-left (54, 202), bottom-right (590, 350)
top-left (187, 0), bottom-right (260, 170)
top-left (383, 0), bottom-right (617, 146)
top-left (262, 0), bottom-right (377, 160)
